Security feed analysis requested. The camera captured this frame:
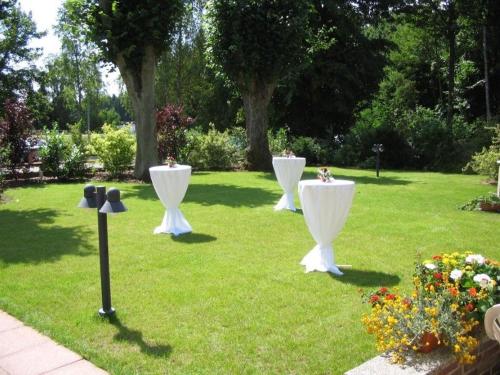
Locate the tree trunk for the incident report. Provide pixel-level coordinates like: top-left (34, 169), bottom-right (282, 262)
top-left (446, 2), bottom-right (457, 130)
top-left (482, 24), bottom-right (491, 123)
top-left (116, 46), bottom-right (158, 181)
top-left (241, 80), bottom-right (275, 171)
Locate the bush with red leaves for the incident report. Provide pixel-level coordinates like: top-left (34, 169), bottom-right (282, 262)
top-left (156, 104), bottom-right (193, 161)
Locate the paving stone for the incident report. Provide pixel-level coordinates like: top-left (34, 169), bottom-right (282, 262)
top-left (0, 311), bottom-right (23, 332)
top-left (43, 359), bottom-right (108, 375)
top-left (0, 341), bottom-right (81, 375)
top-left (0, 326), bottom-right (49, 358)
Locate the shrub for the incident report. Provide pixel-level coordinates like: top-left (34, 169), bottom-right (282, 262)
top-left (0, 146), bottom-right (7, 195)
top-left (182, 125), bottom-right (238, 170)
top-left (268, 127), bottom-right (289, 156)
top-left (89, 124), bottom-right (135, 177)
top-left (228, 126), bottom-right (247, 165)
top-left (156, 104), bottom-right (193, 161)
top-left (39, 126), bottom-right (67, 177)
top-left (0, 99), bottom-right (34, 175)
top-left (39, 125), bottom-right (87, 179)
top-left (465, 126), bottom-right (500, 180)
top-left (290, 136), bottom-right (322, 164)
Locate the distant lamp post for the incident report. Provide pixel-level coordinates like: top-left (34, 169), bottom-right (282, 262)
top-left (372, 144), bottom-right (384, 178)
top-left (78, 185), bottom-right (127, 316)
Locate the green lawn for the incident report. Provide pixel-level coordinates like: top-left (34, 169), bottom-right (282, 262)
top-left (0, 167), bottom-right (498, 374)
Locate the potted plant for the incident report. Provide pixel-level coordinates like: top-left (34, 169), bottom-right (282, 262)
top-left (362, 252), bottom-right (499, 364)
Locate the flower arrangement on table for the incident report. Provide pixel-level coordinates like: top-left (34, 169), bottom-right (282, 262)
top-left (362, 251), bottom-right (499, 364)
top-left (281, 149), bottom-right (295, 158)
top-left (165, 156), bottom-right (177, 167)
top-left (317, 167), bottom-right (334, 182)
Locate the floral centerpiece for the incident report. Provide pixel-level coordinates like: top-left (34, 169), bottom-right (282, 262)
top-left (165, 156), bottom-right (177, 167)
top-left (317, 167), bottom-right (334, 182)
top-left (281, 149), bottom-right (295, 158)
top-left (362, 251), bottom-right (499, 364)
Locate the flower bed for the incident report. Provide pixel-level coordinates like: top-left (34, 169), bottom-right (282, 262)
top-left (362, 252), bottom-right (499, 364)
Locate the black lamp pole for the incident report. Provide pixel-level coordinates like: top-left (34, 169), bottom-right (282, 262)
top-left (79, 185), bottom-right (126, 317)
top-left (372, 144), bottom-right (384, 178)
top-left (96, 186), bottom-right (114, 316)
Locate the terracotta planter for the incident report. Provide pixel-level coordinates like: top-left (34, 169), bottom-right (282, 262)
top-left (479, 202), bottom-right (500, 212)
top-left (417, 332), bottom-right (441, 353)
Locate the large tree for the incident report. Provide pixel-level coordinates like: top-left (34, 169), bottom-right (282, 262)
top-left (78, 0), bottom-right (183, 180)
top-left (205, 0), bottom-right (310, 170)
top-left (0, 0), bottom-right (43, 113)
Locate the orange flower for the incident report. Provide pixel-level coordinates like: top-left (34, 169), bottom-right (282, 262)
top-left (432, 255), bottom-right (442, 261)
top-left (468, 288), bottom-right (477, 297)
top-left (385, 294), bottom-right (396, 300)
top-left (449, 287), bottom-right (458, 297)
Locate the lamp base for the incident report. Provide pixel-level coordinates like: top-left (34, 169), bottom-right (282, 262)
top-left (98, 307), bottom-right (115, 317)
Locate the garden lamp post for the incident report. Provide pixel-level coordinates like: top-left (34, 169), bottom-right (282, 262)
top-left (372, 144), bottom-right (384, 178)
top-left (78, 185), bottom-right (127, 316)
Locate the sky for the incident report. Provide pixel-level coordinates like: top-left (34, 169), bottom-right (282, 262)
top-left (18, 0), bottom-right (121, 96)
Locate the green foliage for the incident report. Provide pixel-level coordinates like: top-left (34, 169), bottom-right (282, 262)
top-left (0, 0), bottom-right (43, 108)
top-left (39, 124), bottom-right (86, 179)
top-left (466, 147), bottom-right (500, 180)
top-left (290, 136), bottom-right (323, 164)
top-left (268, 127), bottom-right (289, 156)
top-left (39, 126), bottom-right (67, 177)
top-left (98, 108), bottom-right (120, 127)
top-left (181, 125), bottom-right (238, 170)
top-left (460, 192), bottom-right (500, 211)
top-left (205, 0), bottom-right (310, 89)
top-left (89, 124), bottom-right (135, 177)
top-left (81, 0), bottom-right (183, 81)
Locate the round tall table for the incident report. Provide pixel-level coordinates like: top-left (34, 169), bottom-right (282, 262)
top-left (149, 165), bottom-right (192, 236)
top-left (298, 179), bottom-right (355, 275)
top-left (272, 157), bottom-right (306, 211)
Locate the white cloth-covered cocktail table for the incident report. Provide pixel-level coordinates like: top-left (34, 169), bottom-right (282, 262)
top-left (272, 157), bottom-right (306, 211)
top-left (149, 165), bottom-right (192, 236)
top-left (298, 179), bottom-right (355, 275)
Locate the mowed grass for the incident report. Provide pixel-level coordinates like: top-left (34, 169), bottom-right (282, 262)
top-left (0, 167), bottom-right (498, 374)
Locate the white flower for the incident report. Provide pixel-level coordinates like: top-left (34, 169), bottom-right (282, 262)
top-left (465, 254), bottom-right (485, 265)
top-left (424, 263), bottom-right (437, 270)
top-left (450, 269), bottom-right (463, 280)
top-left (473, 273), bottom-right (491, 288)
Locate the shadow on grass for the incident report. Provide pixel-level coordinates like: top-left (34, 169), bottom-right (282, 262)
top-left (109, 315), bottom-right (172, 357)
top-left (123, 183), bottom-right (279, 208)
top-left (259, 171), bottom-right (412, 186)
top-left (171, 232), bottom-right (217, 244)
top-left (0, 208), bottom-right (93, 265)
top-left (330, 269), bottom-right (401, 287)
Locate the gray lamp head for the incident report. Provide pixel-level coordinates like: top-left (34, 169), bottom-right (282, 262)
top-left (78, 184), bottom-right (97, 208)
top-left (99, 188), bottom-right (127, 214)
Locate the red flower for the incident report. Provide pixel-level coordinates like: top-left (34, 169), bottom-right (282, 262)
top-left (434, 282), bottom-right (441, 288)
top-left (370, 295), bottom-right (380, 303)
top-left (385, 294), bottom-right (396, 300)
top-left (433, 272), bottom-right (442, 280)
top-left (379, 287), bottom-right (388, 294)
top-left (432, 255), bottom-right (442, 261)
top-left (468, 288), bottom-right (477, 297)
top-left (402, 298), bottom-right (412, 306)
top-left (465, 303), bottom-right (475, 312)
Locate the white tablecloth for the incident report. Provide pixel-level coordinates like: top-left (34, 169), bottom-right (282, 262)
top-left (272, 157), bottom-right (306, 211)
top-left (298, 179), bottom-right (355, 275)
top-left (149, 165), bottom-right (192, 236)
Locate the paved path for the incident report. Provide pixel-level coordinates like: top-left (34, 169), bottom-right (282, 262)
top-left (0, 311), bottom-right (108, 375)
